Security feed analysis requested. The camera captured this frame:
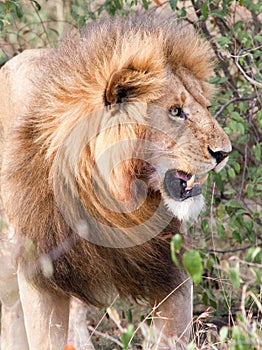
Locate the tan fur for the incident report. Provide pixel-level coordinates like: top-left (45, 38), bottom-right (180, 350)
top-left (0, 14), bottom-right (231, 349)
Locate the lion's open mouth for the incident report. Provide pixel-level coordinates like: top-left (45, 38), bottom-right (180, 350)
top-left (163, 170), bottom-right (208, 201)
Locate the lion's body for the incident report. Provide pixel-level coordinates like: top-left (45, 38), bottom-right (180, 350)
top-left (0, 14), bottom-right (231, 350)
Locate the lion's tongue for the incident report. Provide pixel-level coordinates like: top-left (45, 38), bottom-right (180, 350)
top-left (176, 171), bottom-right (192, 182)
top-left (176, 171), bottom-right (195, 190)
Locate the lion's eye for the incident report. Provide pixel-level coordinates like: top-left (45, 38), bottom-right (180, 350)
top-left (168, 106), bottom-right (187, 120)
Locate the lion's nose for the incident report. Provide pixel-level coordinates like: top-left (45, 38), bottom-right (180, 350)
top-left (208, 147), bottom-right (230, 165)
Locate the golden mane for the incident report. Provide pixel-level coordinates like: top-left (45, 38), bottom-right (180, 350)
top-left (1, 14), bottom-right (216, 307)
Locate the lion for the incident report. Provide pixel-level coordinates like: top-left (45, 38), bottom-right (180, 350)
top-left (0, 14), bottom-right (231, 350)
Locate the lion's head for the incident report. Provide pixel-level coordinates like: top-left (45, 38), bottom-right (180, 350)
top-left (3, 14), bottom-right (231, 250)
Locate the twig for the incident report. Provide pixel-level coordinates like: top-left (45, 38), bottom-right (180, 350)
top-left (238, 141), bottom-right (248, 201)
top-left (229, 256), bottom-right (262, 268)
top-left (208, 245), bottom-right (254, 254)
top-left (235, 49), bottom-right (262, 88)
top-left (87, 325), bottom-right (123, 348)
top-left (29, 0), bottom-right (52, 47)
top-left (88, 295), bottom-right (119, 344)
top-left (214, 96), bottom-right (257, 119)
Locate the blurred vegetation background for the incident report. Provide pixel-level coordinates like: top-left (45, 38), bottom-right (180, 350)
top-left (0, 0), bottom-right (261, 349)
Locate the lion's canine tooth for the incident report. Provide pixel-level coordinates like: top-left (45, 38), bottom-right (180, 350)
top-left (186, 175), bottom-right (195, 189)
top-left (198, 173), bottom-right (209, 185)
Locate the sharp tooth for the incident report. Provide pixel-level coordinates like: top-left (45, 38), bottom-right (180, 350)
top-left (186, 175), bottom-right (195, 189)
top-left (198, 173), bottom-right (209, 185)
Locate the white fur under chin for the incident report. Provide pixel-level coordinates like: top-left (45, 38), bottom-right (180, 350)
top-left (164, 194), bottom-right (205, 223)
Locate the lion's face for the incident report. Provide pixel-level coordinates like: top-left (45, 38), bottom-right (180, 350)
top-left (145, 68), bottom-right (231, 222)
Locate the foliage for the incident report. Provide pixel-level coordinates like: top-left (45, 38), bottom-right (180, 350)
top-left (0, 0), bottom-right (261, 349)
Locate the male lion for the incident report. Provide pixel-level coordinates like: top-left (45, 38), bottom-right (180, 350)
top-left (0, 14), bottom-right (231, 350)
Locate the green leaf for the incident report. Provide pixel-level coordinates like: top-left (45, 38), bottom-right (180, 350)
top-left (251, 247), bottom-right (261, 261)
top-left (254, 35), bottom-right (262, 43)
top-left (30, 0), bottom-right (41, 11)
top-left (232, 230), bottom-right (242, 244)
top-left (171, 234), bottom-right (182, 251)
top-left (229, 267), bottom-right (240, 290)
top-left (177, 6), bottom-right (187, 17)
top-left (246, 247), bottom-right (262, 262)
top-left (211, 9), bottom-right (226, 19)
top-left (182, 250), bottom-right (203, 284)
top-left (78, 15), bottom-right (86, 27)
top-left (216, 36), bottom-right (230, 47)
top-left (228, 167), bottom-right (236, 179)
top-left (253, 143), bottom-right (262, 161)
top-left (220, 326), bottom-right (229, 343)
top-left (206, 258), bottom-right (213, 271)
top-left (170, 234), bottom-right (183, 268)
top-left (128, 308), bottom-right (133, 323)
top-left (233, 162), bottom-right (241, 173)
top-left (253, 268), bottom-right (262, 284)
top-left (142, 0), bottom-right (149, 10)
top-left (226, 199), bottom-right (242, 209)
top-left (231, 325), bottom-right (250, 349)
top-left (246, 183), bottom-right (254, 198)
top-left (202, 291), bottom-right (209, 305)
top-left (169, 0), bottom-right (178, 10)
top-left (203, 289), bottom-right (217, 308)
top-left (201, 218), bottom-right (209, 234)
top-left (122, 324), bottom-right (134, 350)
top-left (224, 189), bottom-right (236, 196)
top-left (217, 222), bottom-right (226, 240)
top-left (209, 77), bottom-right (220, 84)
top-left (14, 3), bottom-right (23, 19)
top-left (231, 111), bottom-right (242, 121)
top-left (130, 1), bottom-right (138, 7)
top-left (213, 173), bottom-right (224, 191)
top-left (201, 2), bottom-right (209, 18)
top-left (237, 122), bottom-right (245, 135)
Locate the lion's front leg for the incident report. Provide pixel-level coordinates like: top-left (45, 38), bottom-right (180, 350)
top-left (1, 301), bottom-right (29, 350)
top-left (0, 229), bottom-right (29, 350)
top-left (152, 277), bottom-right (193, 350)
top-left (17, 265), bottom-right (70, 350)
top-left (68, 297), bottom-right (95, 350)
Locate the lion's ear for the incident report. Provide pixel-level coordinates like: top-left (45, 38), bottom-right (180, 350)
top-left (105, 68), bottom-right (138, 105)
top-left (104, 56), bottom-right (164, 105)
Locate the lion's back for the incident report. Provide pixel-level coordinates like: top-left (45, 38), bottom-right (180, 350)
top-left (0, 50), bottom-right (52, 136)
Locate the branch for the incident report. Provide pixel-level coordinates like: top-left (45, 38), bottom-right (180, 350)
top-left (214, 96), bottom-right (258, 119)
top-left (87, 326), bottom-right (123, 348)
top-left (208, 245), bottom-right (253, 254)
top-left (229, 256), bottom-right (262, 268)
top-left (235, 49), bottom-right (262, 88)
top-left (29, 0), bottom-right (52, 47)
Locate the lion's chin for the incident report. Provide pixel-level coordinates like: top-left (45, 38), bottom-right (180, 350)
top-left (164, 194), bottom-right (205, 223)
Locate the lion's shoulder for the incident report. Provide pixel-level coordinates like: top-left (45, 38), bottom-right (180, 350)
top-left (0, 49), bottom-right (53, 134)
